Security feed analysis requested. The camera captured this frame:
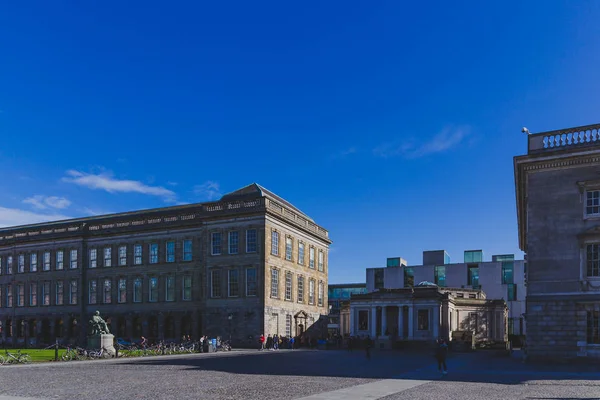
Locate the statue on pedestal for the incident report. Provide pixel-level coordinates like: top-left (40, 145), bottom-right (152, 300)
top-left (89, 311), bottom-right (110, 335)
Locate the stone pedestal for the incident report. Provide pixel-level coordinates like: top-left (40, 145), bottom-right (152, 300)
top-left (88, 334), bottom-right (116, 356)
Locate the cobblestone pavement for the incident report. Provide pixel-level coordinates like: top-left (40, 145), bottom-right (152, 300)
top-left (0, 349), bottom-right (598, 400)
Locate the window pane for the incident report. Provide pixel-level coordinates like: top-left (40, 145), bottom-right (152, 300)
top-left (119, 246), bottom-right (127, 266)
top-left (212, 233), bottom-right (222, 255)
top-left (270, 269), bottom-right (279, 298)
top-left (228, 270), bottom-right (239, 297)
top-left (166, 241), bottom-right (175, 263)
top-left (183, 240), bottom-right (193, 261)
top-left (134, 245), bottom-right (143, 265)
top-left (118, 278), bottom-right (127, 303)
top-left (246, 268), bottom-right (257, 296)
top-left (285, 238), bottom-right (292, 261)
top-left (246, 229), bottom-right (257, 253)
top-left (183, 276), bottom-right (192, 300)
top-left (229, 232), bottom-right (239, 254)
top-left (104, 247), bottom-right (112, 267)
top-left (271, 231), bottom-right (279, 256)
top-left (166, 276), bottom-right (175, 301)
top-left (211, 270), bottom-right (221, 298)
top-left (150, 244), bottom-right (158, 264)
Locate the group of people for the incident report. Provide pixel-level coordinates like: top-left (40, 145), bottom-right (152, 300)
top-left (258, 334), bottom-right (296, 350)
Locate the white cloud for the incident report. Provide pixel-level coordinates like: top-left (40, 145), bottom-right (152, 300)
top-left (23, 195), bottom-right (71, 210)
top-left (373, 126), bottom-right (471, 159)
top-left (62, 170), bottom-right (176, 202)
top-left (193, 181), bottom-right (221, 201)
top-left (0, 206), bottom-right (71, 228)
top-left (80, 207), bottom-right (116, 216)
top-left (330, 147), bottom-right (358, 160)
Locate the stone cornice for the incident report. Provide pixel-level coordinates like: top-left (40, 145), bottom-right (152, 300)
top-left (0, 196), bottom-right (330, 246)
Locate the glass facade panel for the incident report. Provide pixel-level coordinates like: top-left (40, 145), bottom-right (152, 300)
top-left (404, 267), bottom-right (414, 287)
top-left (464, 250), bottom-right (483, 263)
top-left (502, 261), bottom-right (515, 284)
top-left (434, 266), bottom-right (446, 287)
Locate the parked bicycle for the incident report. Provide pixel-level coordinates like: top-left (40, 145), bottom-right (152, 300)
top-left (0, 350), bottom-right (32, 365)
top-left (62, 346), bottom-right (88, 361)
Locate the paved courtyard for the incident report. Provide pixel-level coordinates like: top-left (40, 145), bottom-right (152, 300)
top-left (0, 349), bottom-right (599, 400)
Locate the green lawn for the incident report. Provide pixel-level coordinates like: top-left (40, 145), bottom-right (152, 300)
top-left (2, 348), bottom-right (67, 362)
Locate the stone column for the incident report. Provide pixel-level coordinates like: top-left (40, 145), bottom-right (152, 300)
top-left (370, 307), bottom-right (377, 338)
top-left (349, 306), bottom-right (355, 336)
top-left (398, 306), bottom-right (403, 338)
top-left (408, 306), bottom-right (414, 339)
top-left (381, 306), bottom-right (387, 337)
top-left (433, 307), bottom-right (439, 339)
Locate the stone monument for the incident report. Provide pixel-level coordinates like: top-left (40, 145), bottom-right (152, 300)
top-left (87, 311), bottom-right (116, 356)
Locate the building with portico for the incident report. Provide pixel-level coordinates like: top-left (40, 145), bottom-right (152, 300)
top-left (346, 283), bottom-right (508, 347)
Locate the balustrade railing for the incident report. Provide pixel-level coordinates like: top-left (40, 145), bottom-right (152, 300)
top-left (528, 123), bottom-right (600, 153)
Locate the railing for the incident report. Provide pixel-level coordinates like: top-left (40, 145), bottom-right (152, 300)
top-left (528, 123), bottom-right (600, 153)
top-left (266, 199), bottom-right (329, 239)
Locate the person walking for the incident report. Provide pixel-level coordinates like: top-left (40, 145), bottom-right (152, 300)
top-left (266, 334), bottom-right (273, 351)
top-left (273, 334), bottom-right (279, 350)
top-left (364, 335), bottom-right (372, 360)
top-left (259, 334), bottom-right (265, 351)
top-left (435, 337), bottom-right (448, 375)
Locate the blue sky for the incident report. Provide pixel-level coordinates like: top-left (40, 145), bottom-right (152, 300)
top-left (1, 1), bottom-right (600, 284)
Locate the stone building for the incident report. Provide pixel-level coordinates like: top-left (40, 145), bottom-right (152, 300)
top-left (0, 183), bottom-right (330, 347)
top-left (515, 123), bottom-right (600, 360)
top-left (365, 250), bottom-right (526, 337)
top-left (346, 284), bottom-right (508, 347)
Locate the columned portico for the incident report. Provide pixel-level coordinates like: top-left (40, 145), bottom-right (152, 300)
top-left (432, 306), bottom-right (439, 339)
top-left (397, 307), bottom-right (403, 338)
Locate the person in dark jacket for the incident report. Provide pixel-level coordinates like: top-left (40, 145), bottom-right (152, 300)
top-left (435, 337), bottom-right (448, 375)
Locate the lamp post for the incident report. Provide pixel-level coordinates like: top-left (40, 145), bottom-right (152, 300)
top-left (228, 314), bottom-right (233, 343)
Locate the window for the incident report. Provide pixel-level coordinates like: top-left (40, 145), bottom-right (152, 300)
top-left (149, 243), bottom-right (158, 264)
top-left (229, 231), bottom-right (239, 254)
top-left (7, 255), bottom-right (13, 274)
top-left (6, 284), bottom-right (13, 307)
top-left (89, 280), bottom-right (97, 304)
top-left (29, 283), bottom-right (37, 306)
top-left (309, 247), bottom-right (315, 269)
top-left (271, 231), bottom-right (279, 256)
top-left (183, 276), bottom-right (192, 300)
top-left (119, 246), bottom-right (127, 266)
top-left (212, 233), bottom-right (222, 255)
top-left (183, 240), bottom-right (193, 261)
top-left (228, 270), bottom-right (239, 297)
top-left (502, 261), bottom-right (514, 284)
top-left (285, 237), bottom-right (292, 261)
top-left (246, 268), bottom-right (257, 297)
top-left (42, 281), bottom-right (50, 305)
top-left (17, 284), bottom-right (24, 306)
top-left (271, 268), bottom-right (279, 298)
top-left (456, 293), bottom-right (464, 298)
top-left (404, 267), bottom-right (414, 287)
top-left (587, 244), bottom-right (600, 277)
top-left (103, 279), bottom-right (111, 304)
top-left (507, 284), bottom-right (517, 301)
top-left (434, 266), bottom-right (446, 287)
top-left (297, 276), bottom-right (304, 303)
top-left (308, 279), bottom-right (315, 305)
top-left (56, 281), bottom-right (64, 305)
top-left (464, 250), bottom-right (483, 263)
top-left (468, 267), bottom-right (479, 288)
top-left (70, 249), bottom-right (78, 269)
top-left (166, 276), bottom-right (175, 301)
top-left (286, 314), bottom-right (292, 337)
top-left (30, 253), bottom-right (37, 272)
top-left (587, 310), bottom-right (599, 344)
top-left (358, 310), bottom-right (369, 330)
top-left (118, 278), bottom-right (127, 303)
top-left (69, 280), bottom-right (78, 305)
top-left (417, 309), bottom-right (429, 330)
top-left (298, 242), bottom-right (305, 264)
top-left (586, 190), bottom-right (600, 215)
top-left (56, 251), bottom-right (64, 270)
top-left (104, 247), bottom-right (112, 267)
top-left (133, 278), bottom-right (142, 303)
top-left (43, 252), bottom-right (50, 271)
top-left (318, 250), bottom-right (324, 272)
top-left (468, 293), bottom-right (477, 299)
top-left (211, 270), bottom-right (221, 298)
top-left (166, 241), bottom-right (175, 263)
top-left (149, 277), bottom-right (158, 302)
top-left (134, 244), bottom-right (142, 265)
top-left (374, 268), bottom-right (384, 289)
top-left (18, 254), bottom-right (25, 273)
top-left (90, 249), bottom-right (97, 268)
top-left (318, 281), bottom-right (324, 306)
top-left (285, 272), bottom-right (292, 301)
top-left (387, 257), bottom-right (401, 267)
top-left (246, 229), bottom-right (257, 253)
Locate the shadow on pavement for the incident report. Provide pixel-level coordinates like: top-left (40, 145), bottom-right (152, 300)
top-left (117, 349), bottom-right (600, 384)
